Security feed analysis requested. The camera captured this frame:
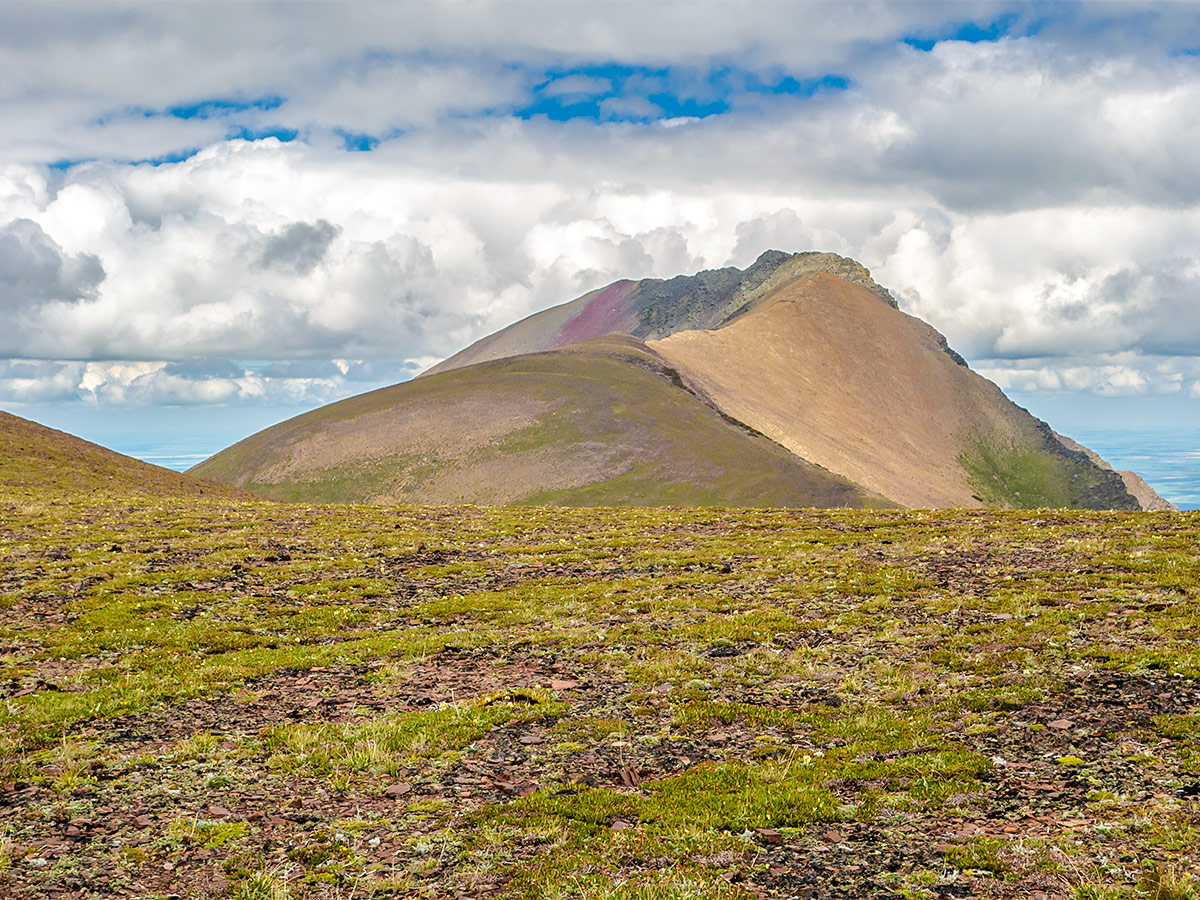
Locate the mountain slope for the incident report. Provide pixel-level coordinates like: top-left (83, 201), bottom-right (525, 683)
top-left (650, 272), bottom-right (1138, 510)
top-left (192, 335), bottom-right (890, 508)
top-left (0, 410), bottom-right (249, 501)
top-left (424, 250), bottom-right (898, 377)
top-left (196, 251), bottom-right (1151, 511)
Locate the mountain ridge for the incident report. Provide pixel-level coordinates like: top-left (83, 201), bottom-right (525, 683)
top-left (423, 250), bottom-right (916, 377)
top-left (194, 250), bottom-right (1167, 511)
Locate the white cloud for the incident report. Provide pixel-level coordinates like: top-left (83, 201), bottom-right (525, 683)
top-left (1, 2), bottom-right (1199, 416)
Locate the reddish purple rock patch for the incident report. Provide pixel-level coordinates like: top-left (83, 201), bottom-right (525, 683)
top-left (559, 280), bottom-right (638, 345)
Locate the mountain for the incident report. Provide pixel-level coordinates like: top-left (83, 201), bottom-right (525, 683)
top-left (649, 271), bottom-right (1134, 509)
top-left (195, 251), bottom-right (1164, 510)
top-left (191, 335), bottom-right (889, 507)
top-left (424, 250), bottom-right (899, 377)
top-left (0, 410), bottom-right (249, 500)
top-left (1054, 432), bottom-right (1177, 511)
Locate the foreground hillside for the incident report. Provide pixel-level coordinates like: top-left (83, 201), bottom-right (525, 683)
top-left (0, 410), bottom-right (248, 502)
top-left (1, 488), bottom-right (1197, 899)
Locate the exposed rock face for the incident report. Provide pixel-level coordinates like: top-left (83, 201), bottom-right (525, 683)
top-left (424, 251), bottom-right (907, 377)
top-left (1054, 433), bottom-right (1178, 511)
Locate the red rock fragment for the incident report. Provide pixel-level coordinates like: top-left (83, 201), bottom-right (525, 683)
top-left (386, 783), bottom-right (412, 798)
top-left (756, 827), bottom-right (783, 845)
top-left (550, 679), bottom-right (579, 691)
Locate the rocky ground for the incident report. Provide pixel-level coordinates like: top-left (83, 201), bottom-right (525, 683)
top-left (1, 501), bottom-right (1198, 899)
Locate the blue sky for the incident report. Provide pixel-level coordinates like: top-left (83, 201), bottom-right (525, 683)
top-left (2, 0), bottom-right (1200, 500)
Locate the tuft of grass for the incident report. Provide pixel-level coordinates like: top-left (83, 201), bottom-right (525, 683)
top-left (1140, 863), bottom-right (1199, 900)
top-left (264, 690), bottom-right (566, 781)
top-left (232, 866), bottom-right (292, 900)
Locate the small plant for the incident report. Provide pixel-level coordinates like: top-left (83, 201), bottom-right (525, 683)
top-left (233, 865), bottom-right (292, 900)
top-left (1139, 863), bottom-right (1199, 900)
top-left (945, 837), bottom-right (1011, 877)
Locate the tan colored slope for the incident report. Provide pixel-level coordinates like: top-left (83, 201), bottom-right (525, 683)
top-left (650, 273), bottom-right (1093, 508)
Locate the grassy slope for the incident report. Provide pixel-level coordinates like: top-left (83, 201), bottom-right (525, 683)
top-left (193, 335), bottom-right (888, 508)
top-left (0, 410), bottom-right (250, 502)
top-left (1, 484), bottom-right (1198, 899)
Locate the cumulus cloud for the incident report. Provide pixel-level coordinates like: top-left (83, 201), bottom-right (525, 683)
top-left (0, 218), bottom-right (103, 307)
top-left (1, 1), bottom-right (1199, 416)
top-left (259, 220), bottom-right (340, 275)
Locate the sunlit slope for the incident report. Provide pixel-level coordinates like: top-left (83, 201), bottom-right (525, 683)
top-left (424, 250), bottom-right (896, 377)
top-left (192, 336), bottom-right (889, 507)
top-left (650, 273), bottom-right (1138, 510)
top-left (0, 410), bottom-right (249, 501)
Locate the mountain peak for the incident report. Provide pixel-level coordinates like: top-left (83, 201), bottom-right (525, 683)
top-left (424, 249), bottom-right (897, 377)
top-left (192, 251), bottom-right (1155, 511)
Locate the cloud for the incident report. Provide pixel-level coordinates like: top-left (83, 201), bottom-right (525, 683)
top-left (1, 2), bottom-right (1199, 415)
top-left (0, 357), bottom-right (357, 408)
top-left (977, 355), bottom-right (1200, 398)
top-left (541, 75), bottom-right (612, 99)
top-left (259, 220), bottom-right (340, 274)
top-left (0, 218), bottom-right (104, 307)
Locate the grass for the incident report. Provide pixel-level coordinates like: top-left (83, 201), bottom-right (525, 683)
top-left (190, 336), bottom-right (886, 509)
top-left (1, 492), bottom-right (1198, 898)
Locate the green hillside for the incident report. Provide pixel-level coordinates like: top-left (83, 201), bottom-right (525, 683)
top-left (192, 335), bottom-right (889, 508)
top-left (0, 409), bottom-right (249, 502)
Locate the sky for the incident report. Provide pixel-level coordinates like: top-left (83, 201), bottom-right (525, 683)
top-left (2, 0), bottom-right (1200, 485)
